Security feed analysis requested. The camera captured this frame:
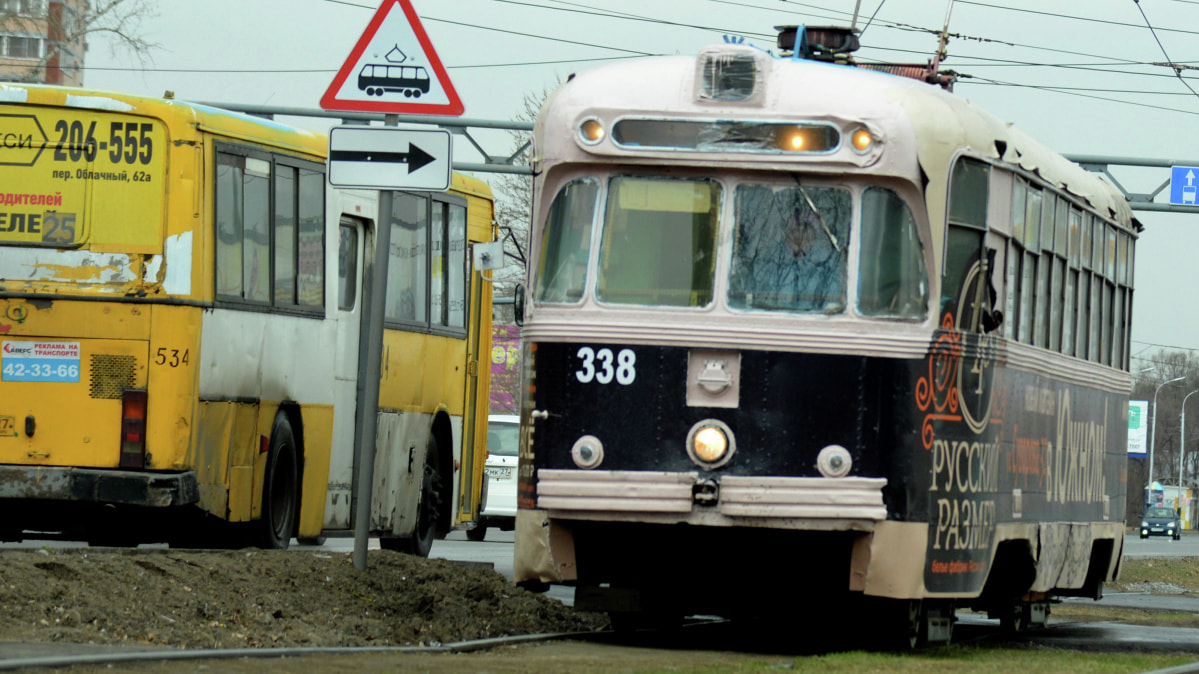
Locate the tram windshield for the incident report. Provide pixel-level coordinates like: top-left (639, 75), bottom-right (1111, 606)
top-left (729, 183), bottom-right (851, 313)
top-left (595, 176), bottom-right (721, 307)
top-left (534, 174), bottom-right (927, 318)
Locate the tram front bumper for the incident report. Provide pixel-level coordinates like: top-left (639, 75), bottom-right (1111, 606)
top-left (0, 465), bottom-right (200, 507)
top-left (534, 469), bottom-right (888, 527)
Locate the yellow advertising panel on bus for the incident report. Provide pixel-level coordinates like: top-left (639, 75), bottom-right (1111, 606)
top-left (0, 107), bottom-right (165, 251)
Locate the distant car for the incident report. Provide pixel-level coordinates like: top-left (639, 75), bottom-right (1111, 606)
top-left (1140, 506), bottom-right (1182, 540)
top-left (468, 414), bottom-right (519, 542)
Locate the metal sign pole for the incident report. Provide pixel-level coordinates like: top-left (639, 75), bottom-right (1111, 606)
top-left (352, 114), bottom-right (398, 571)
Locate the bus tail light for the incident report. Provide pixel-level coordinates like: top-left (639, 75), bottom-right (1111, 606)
top-left (120, 389), bottom-right (147, 469)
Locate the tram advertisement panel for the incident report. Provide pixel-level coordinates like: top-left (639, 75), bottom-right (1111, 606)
top-left (0, 106), bottom-right (165, 251)
top-left (918, 328), bottom-right (1127, 594)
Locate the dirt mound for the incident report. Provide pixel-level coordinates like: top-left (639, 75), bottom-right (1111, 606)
top-left (0, 548), bottom-right (606, 649)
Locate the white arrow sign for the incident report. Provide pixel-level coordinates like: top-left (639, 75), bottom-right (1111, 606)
top-left (328, 126), bottom-right (451, 191)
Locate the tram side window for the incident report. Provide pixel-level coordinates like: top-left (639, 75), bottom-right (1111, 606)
top-left (597, 176), bottom-right (720, 308)
top-left (535, 179), bottom-right (599, 304)
top-left (215, 150), bottom-right (325, 312)
top-left (729, 183), bottom-right (850, 314)
top-left (1021, 187), bottom-right (1042, 343)
top-left (1007, 179), bottom-right (1027, 341)
top-left (1076, 215), bottom-right (1092, 360)
top-left (857, 187), bottom-right (928, 318)
top-left (1063, 207), bottom-right (1081, 355)
top-left (942, 158), bottom-right (990, 331)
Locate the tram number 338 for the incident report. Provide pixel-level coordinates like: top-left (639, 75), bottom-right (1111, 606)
top-left (575, 346), bottom-right (637, 385)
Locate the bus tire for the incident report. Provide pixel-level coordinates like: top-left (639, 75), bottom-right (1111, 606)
top-left (258, 413), bottom-right (299, 550)
top-left (467, 525), bottom-right (487, 542)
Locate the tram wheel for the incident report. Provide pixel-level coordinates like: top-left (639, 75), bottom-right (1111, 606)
top-left (1000, 604), bottom-right (1028, 633)
top-left (257, 413), bottom-right (299, 550)
top-left (900, 600), bottom-right (923, 649)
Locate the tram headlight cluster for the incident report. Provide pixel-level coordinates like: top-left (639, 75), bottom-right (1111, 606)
top-left (773, 124), bottom-right (840, 153)
top-left (850, 127), bottom-right (875, 153)
top-left (579, 118), bottom-right (605, 144)
top-left (686, 419), bottom-right (736, 469)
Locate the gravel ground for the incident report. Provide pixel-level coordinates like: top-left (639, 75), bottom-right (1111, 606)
top-left (0, 547), bottom-right (607, 650)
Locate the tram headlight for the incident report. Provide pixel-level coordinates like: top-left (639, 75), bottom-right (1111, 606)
top-left (774, 124), bottom-right (839, 153)
top-left (850, 127), bottom-right (875, 153)
top-left (579, 118), bottom-right (605, 144)
top-left (686, 419), bottom-right (736, 469)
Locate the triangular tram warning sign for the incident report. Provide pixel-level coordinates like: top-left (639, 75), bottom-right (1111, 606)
top-left (321, 0), bottom-right (464, 116)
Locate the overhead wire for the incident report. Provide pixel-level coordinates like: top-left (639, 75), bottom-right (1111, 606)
top-left (78, 0), bottom-right (1199, 120)
top-left (1133, 0), bottom-right (1199, 100)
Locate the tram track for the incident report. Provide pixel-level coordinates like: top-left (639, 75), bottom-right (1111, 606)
top-left (0, 630), bottom-right (605, 671)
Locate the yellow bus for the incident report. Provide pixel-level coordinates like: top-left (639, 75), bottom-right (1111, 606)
top-left (0, 85), bottom-right (493, 554)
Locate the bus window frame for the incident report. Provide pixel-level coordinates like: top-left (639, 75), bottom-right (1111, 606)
top-left (213, 141), bottom-right (326, 318)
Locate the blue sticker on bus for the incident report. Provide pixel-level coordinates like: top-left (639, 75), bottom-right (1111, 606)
top-left (1, 340), bottom-right (81, 382)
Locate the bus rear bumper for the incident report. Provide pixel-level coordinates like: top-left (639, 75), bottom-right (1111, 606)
top-left (0, 466), bottom-right (200, 507)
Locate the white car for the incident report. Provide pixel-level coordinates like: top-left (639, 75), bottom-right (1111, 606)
top-left (469, 414), bottom-right (519, 541)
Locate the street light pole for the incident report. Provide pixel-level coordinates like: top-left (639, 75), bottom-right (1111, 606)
top-left (1150, 375), bottom-right (1187, 505)
top-left (1182, 389), bottom-right (1199, 523)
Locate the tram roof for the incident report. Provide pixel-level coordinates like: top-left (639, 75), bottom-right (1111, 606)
top-left (538, 46), bottom-right (1133, 230)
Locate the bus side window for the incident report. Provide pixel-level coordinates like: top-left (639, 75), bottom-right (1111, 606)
top-left (338, 223), bottom-right (358, 311)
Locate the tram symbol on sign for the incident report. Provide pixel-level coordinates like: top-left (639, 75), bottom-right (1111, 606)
top-left (358, 45), bottom-right (430, 99)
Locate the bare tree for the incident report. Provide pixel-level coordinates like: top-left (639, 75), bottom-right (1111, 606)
top-left (489, 85), bottom-right (556, 321)
top-left (0, 0), bottom-right (158, 84)
top-left (1131, 348), bottom-right (1199, 521)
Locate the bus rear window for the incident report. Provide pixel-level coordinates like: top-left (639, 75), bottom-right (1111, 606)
top-left (596, 176), bottom-right (720, 308)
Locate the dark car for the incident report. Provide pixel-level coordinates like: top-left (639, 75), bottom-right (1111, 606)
top-left (1140, 506), bottom-right (1182, 540)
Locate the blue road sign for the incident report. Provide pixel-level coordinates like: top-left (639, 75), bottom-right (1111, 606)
top-left (1170, 166), bottom-right (1199, 206)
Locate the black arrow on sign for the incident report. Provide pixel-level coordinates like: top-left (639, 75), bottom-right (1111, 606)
top-left (329, 143), bottom-right (436, 174)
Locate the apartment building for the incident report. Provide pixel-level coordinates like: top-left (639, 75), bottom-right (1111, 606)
top-left (0, 0), bottom-right (87, 86)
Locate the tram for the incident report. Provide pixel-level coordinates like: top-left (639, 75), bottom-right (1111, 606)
top-left (357, 63), bottom-right (431, 97)
top-left (512, 26), bottom-right (1137, 646)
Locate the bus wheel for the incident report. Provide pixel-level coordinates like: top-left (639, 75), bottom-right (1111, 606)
top-left (381, 435), bottom-right (441, 557)
top-left (467, 525), bottom-right (487, 542)
top-left (258, 413), bottom-right (299, 550)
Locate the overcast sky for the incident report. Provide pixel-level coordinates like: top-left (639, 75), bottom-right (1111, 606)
top-left (83, 0), bottom-right (1199, 362)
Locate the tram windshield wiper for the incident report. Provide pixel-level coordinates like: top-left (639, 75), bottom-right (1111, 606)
top-left (792, 177), bottom-right (842, 253)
